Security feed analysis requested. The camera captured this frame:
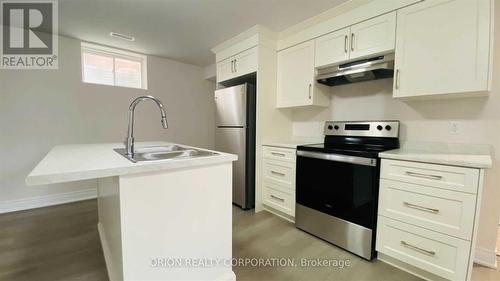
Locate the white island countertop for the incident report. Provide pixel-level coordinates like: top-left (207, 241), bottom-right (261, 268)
top-left (26, 142), bottom-right (237, 186)
top-left (379, 141), bottom-right (493, 169)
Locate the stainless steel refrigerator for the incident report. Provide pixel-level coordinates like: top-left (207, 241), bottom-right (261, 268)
top-left (215, 83), bottom-right (255, 209)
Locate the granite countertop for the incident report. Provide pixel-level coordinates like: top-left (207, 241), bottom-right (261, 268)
top-left (26, 142), bottom-right (237, 186)
top-left (379, 142), bottom-right (493, 169)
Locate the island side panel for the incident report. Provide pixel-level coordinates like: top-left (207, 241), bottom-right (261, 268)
top-left (118, 163), bottom-right (235, 281)
top-left (97, 177), bottom-right (124, 281)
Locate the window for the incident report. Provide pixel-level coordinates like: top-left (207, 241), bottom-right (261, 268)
top-left (81, 42), bottom-right (147, 89)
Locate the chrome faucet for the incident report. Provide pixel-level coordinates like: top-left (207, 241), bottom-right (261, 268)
top-left (125, 95), bottom-right (168, 156)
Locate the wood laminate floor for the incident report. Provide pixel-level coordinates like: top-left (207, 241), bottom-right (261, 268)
top-left (0, 200), bottom-right (107, 281)
top-left (0, 200), bottom-right (498, 281)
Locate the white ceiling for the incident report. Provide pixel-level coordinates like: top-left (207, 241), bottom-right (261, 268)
top-left (59, 0), bottom-right (348, 66)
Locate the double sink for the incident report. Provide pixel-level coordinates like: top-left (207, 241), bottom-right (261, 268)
top-left (114, 144), bottom-right (218, 163)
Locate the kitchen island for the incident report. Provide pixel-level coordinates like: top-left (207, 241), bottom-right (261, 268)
top-left (26, 142), bottom-right (237, 281)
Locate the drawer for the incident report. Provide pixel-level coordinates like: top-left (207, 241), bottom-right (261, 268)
top-left (381, 159), bottom-right (480, 194)
top-left (263, 146), bottom-right (296, 162)
top-left (263, 159), bottom-right (295, 188)
top-left (376, 216), bottom-right (470, 281)
top-left (263, 182), bottom-right (295, 216)
top-left (379, 179), bottom-right (476, 240)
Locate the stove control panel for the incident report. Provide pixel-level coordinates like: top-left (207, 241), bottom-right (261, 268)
top-left (324, 121), bottom-right (399, 138)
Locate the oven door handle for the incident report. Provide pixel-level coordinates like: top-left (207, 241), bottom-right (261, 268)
top-left (297, 150), bottom-right (377, 166)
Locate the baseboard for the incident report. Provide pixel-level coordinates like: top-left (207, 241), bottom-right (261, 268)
top-left (262, 205), bottom-right (295, 223)
top-left (217, 270), bottom-right (236, 281)
top-left (0, 188), bottom-right (97, 214)
top-left (378, 253), bottom-right (448, 281)
top-left (474, 246), bottom-right (498, 269)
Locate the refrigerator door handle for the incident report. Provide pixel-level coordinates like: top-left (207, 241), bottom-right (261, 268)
top-left (217, 126), bottom-right (245, 129)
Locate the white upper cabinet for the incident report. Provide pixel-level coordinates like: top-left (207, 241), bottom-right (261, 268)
top-left (216, 47), bottom-right (257, 83)
top-left (233, 47), bottom-right (258, 77)
top-left (314, 12), bottom-right (396, 68)
top-left (216, 57), bottom-right (235, 83)
top-left (277, 41), bottom-right (329, 108)
top-left (393, 0), bottom-right (492, 98)
top-left (314, 27), bottom-right (350, 68)
top-left (349, 12), bottom-right (396, 60)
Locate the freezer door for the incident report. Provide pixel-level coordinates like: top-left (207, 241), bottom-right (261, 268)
top-left (215, 127), bottom-right (246, 207)
top-left (215, 85), bottom-right (247, 127)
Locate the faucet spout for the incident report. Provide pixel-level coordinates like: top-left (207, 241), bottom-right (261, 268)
top-left (125, 95), bottom-right (168, 156)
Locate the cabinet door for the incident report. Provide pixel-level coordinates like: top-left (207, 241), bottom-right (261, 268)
top-left (276, 41), bottom-right (316, 108)
top-left (393, 0), bottom-right (491, 98)
top-left (216, 57), bottom-right (235, 83)
top-left (314, 27), bottom-right (350, 68)
top-left (234, 47), bottom-right (257, 77)
top-left (349, 12), bottom-right (396, 60)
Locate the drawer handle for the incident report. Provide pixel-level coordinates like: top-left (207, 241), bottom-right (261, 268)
top-left (405, 171), bottom-right (443, 180)
top-left (271, 152), bottom-right (286, 157)
top-left (271, 171), bottom-right (286, 176)
top-left (270, 195), bottom-right (285, 202)
top-left (403, 202), bottom-right (440, 214)
top-left (401, 241), bottom-right (436, 256)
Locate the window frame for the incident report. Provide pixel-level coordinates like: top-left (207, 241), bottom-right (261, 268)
top-left (81, 42), bottom-right (148, 90)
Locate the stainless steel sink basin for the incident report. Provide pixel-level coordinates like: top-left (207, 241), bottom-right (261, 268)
top-left (114, 145), bottom-right (218, 163)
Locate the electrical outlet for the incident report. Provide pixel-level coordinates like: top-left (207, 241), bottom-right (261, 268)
top-left (450, 121), bottom-right (461, 135)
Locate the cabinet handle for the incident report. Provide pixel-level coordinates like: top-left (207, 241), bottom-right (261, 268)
top-left (344, 35), bottom-right (348, 53)
top-left (271, 152), bottom-right (286, 157)
top-left (405, 171), bottom-right (443, 180)
top-left (308, 84), bottom-right (312, 99)
top-left (395, 69), bottom-right (400, 89)
top-left (233, 59), bottom-right (237, 73)
top-left (351, 33), bottom-right (355, 51)
top-left (403, 202), bottom-right (440, 214)
top-left (401, 241), bottom-right (436, 256)
top-left (270, 195), bottom-right (285, 202)
top-left (231, 60), bottom-right (236, 73)
top-left (271, 171), bottom-right (286, 176)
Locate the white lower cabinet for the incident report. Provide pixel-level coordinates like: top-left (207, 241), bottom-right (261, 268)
top-left (377, 159), bottom-right (483, 281)
top-left (263, 159), bottom-right (295, 188)
top-left (261, 145), bottom-right (296, 219)
top-left (377, 216), bottom-right (470, 281)
top-left (262, 181), bottom-right (295, 216)
top-left (379, 179), bottom-right (476, 240)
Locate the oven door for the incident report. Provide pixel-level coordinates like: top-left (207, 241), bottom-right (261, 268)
top-left (296, 150), bottom-right (379, 229)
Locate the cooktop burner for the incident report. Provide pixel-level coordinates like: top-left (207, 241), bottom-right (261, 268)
top-left (297, 121), bottom-right (400, 158)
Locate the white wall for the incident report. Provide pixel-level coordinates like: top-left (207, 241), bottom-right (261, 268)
top-left (292, 44), bottom-right (500, 265)
top-left (0, 36), bottom-right (215, 206)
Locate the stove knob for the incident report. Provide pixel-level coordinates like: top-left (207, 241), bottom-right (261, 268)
top-left (385, 125), bottom-right (392, 131)
top-left (334, 125), bottom-right (340, 130)
top-left (327, 125), bottom-right (333, 130)
top-left (377, 125), bottom-right (383, 131)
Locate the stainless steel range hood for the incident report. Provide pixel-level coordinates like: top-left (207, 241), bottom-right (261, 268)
top-left (316, 54), bottom-right (394, 87)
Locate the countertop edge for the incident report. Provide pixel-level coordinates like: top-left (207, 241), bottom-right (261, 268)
top-left (261, 141), bottom-right (321, 149)
top-left (378, 152), bottom-right (493, 169)
top-left (26, 154), bottom-right (237, 186)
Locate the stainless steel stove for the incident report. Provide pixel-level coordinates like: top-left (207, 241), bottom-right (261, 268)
top-left (295, 120), bottom-right (400, 260)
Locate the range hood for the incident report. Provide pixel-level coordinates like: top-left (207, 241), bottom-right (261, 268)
top-left (316, 54), bottom-right (394, 87)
